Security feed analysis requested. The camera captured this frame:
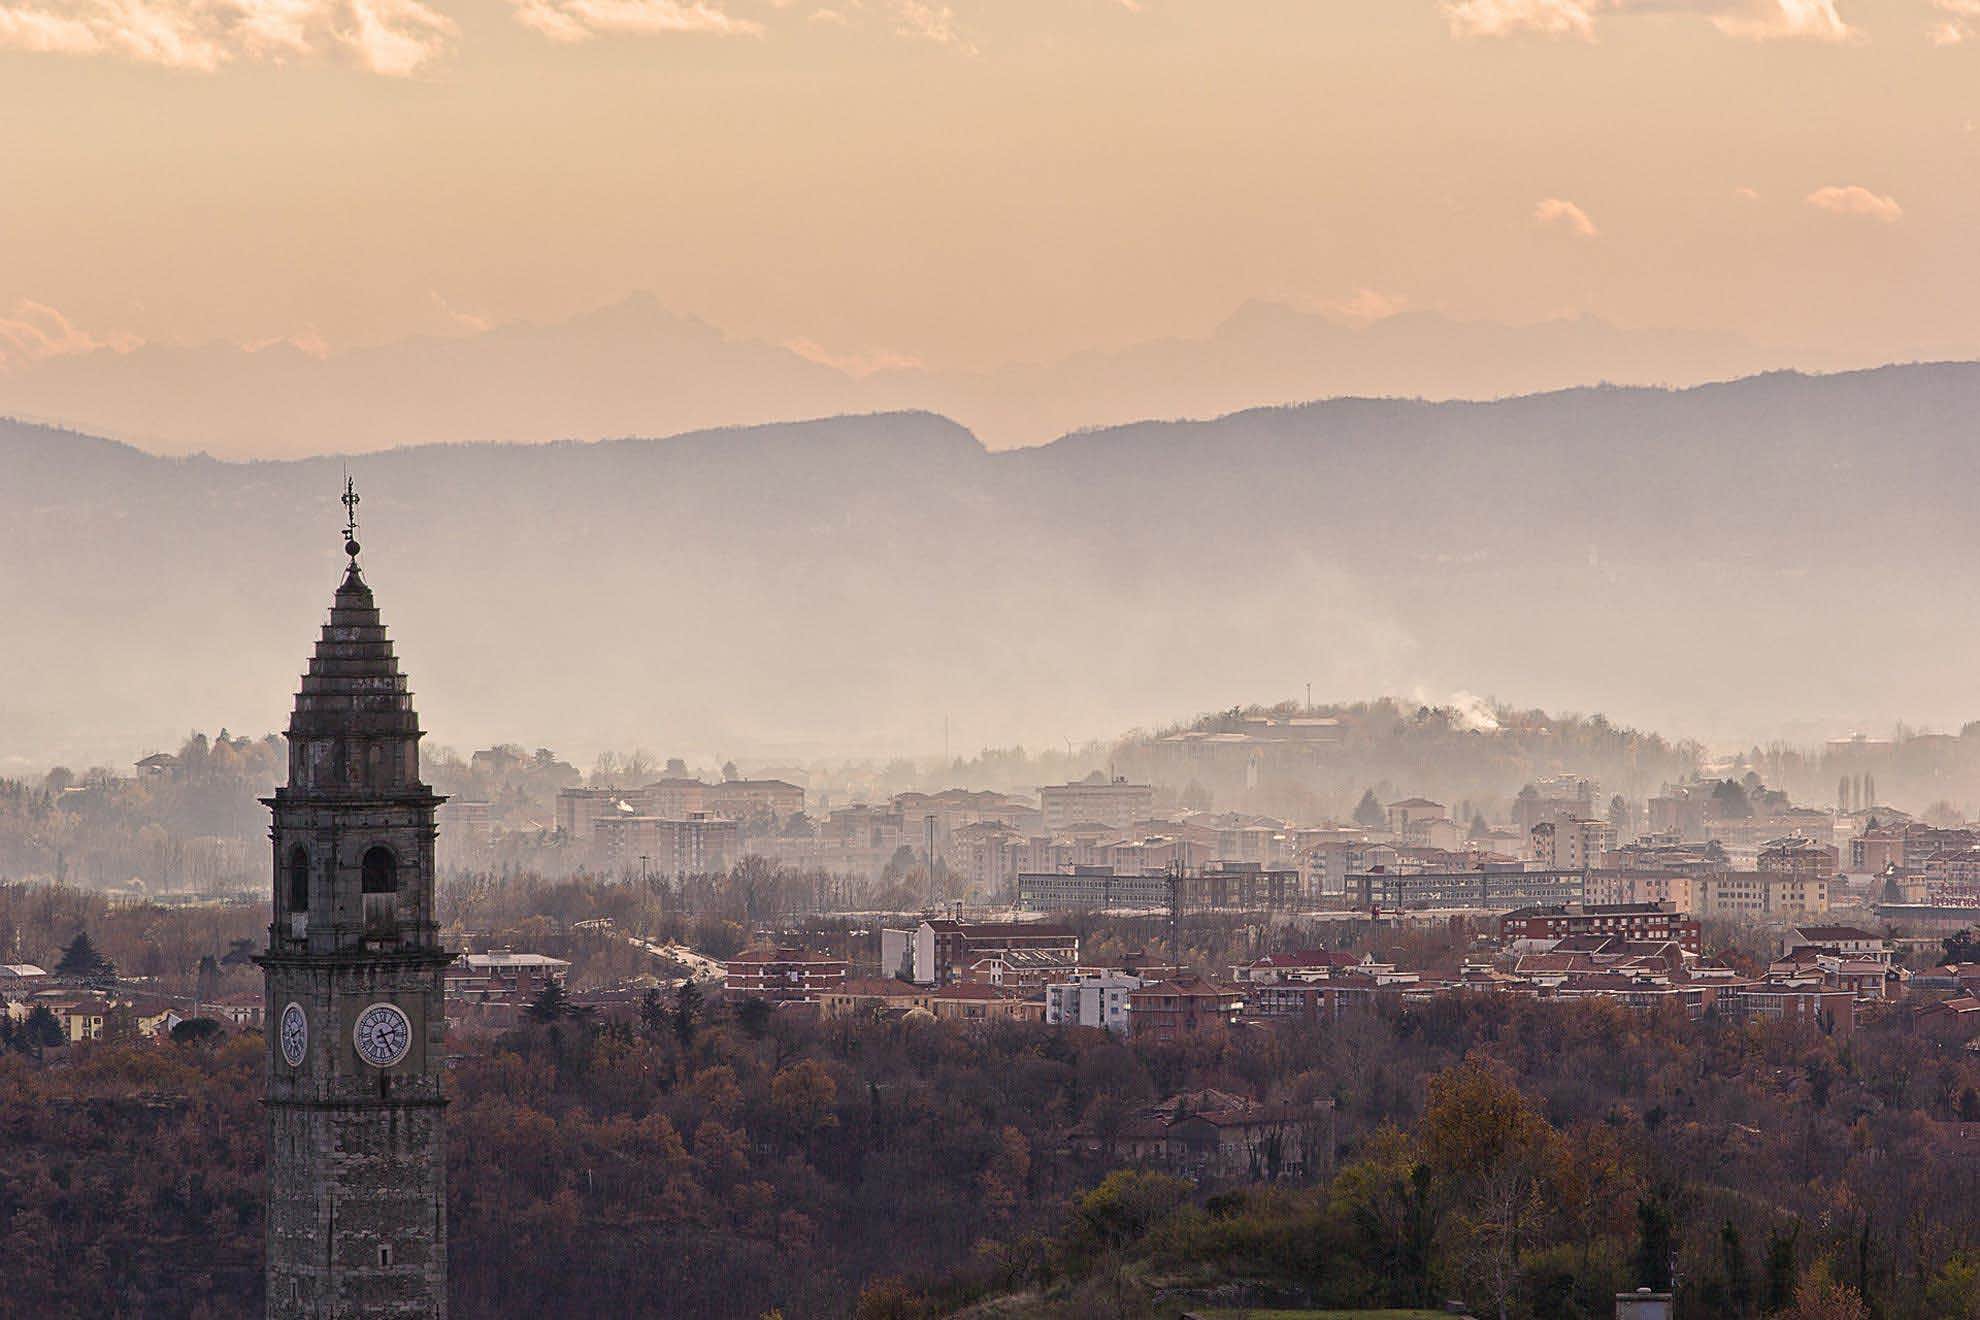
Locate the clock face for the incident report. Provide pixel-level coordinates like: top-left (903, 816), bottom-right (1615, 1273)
top-left (279, 1002), bottom-right (307, 1068)
top-left (353, 1002), bottom-right (413, 1068)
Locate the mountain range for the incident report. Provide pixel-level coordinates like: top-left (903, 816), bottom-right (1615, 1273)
top-left (6, 361), bottom-right (1979, 772)
top-left (0, 293), bottom-right (1877, 459)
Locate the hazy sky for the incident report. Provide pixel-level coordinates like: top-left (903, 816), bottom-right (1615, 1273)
top-left (3, 0), bottom-right (1978, 391)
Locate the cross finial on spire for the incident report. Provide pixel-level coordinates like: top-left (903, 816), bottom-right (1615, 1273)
top-left (341, 469), bottom-right (362, 560)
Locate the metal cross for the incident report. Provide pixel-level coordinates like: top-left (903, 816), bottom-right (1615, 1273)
top-left (342, 471), bottom-right (360, 542)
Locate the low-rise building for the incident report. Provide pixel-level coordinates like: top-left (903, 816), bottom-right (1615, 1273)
top-left (704, 778), bottom-right (806, 823)
top-left (1721, 983), bottom-right (1855, 1036)
top-left (1500, 903), bottom-right (1701, 956)
top-left (555, 787), bottom-right (633, 839)
top-left (1759, 835), bottom-right (1840, 879)
top-left (446, 951), bottom-right (572, 1006)
top-left (1784, 924), bottom-right (1890, 962)
top-left (879, 918), bottom-right (1078, 986)
top-left (1690, 870), bottom-right (1831, 919)
top-left (818, 977), bottom-right (1043, 1023)
top-left (1127, 977), bottom-right (1244, 1043)
top-left (1067, 1089), bottom-right (1332, 1182)
top-left (723, 946), bottom-right (848, 1003)
top-left (208, 992), bottom-right (265, 1027)
top-left (1044, 972), bottom-right (1145, 1035)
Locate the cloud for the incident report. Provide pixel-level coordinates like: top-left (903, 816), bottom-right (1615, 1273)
top-left (889, 0), bottom-right (973, 52)
top-left (1444, 0), bottom-right (1854, 43)
top-left (1322, 288), bottom-right (1410, 326)
top-left (0, 300), bottom-right (139, 370)
top-left (0, 0), bottom-right (455, 72)
top-left (1709, 0), bottom-right (1852, 42)
top-left (1533, 196), bottom-right (1599, 238)
top-left (785, 336), bottom-right (922, 376)
top-left (1735, 185), bottom-right (1761, 200)
top-left (511, 0), bottom-right (760, 41)
top-left (1444, 0), bottom-right (1597, 39)
top-left (1804, 184), bottom-right (1902, 222)
top-left (429, 291), bottom-right (492, 336)
top-left (1931, 0), bottom-right (1980, 43)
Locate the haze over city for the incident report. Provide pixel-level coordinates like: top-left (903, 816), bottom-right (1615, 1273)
top-left (14, 4), bottom-right (1980, 1320)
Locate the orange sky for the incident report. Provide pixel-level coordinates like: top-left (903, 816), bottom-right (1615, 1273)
top-left (2, 0), bottom-right (1976, 392)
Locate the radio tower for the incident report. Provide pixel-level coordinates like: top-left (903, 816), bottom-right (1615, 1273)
top-left (1167, 856), bottom-right (1185, 969)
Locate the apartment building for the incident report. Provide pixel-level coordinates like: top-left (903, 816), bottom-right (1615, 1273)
top-left (723, 946), bottom-right (848, 1003)
top-left (1040, 778), bottom-right (1155, 833)
top-left (592, 812), bottom-right (741, 876)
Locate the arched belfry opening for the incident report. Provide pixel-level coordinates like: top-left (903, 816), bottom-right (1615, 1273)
top-left (287, 846), bottom-right (309, 911)
top-left (362, 844), bottom-right (400, 941)
top-left (362, 845), bottom-right (399, 894)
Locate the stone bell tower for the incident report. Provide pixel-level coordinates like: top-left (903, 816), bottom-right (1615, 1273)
top-left (259, 480), bottom-right (449, 1318)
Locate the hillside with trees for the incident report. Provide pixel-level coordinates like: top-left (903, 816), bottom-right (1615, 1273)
top-left (3, 987), bottom-right (1980, 1316)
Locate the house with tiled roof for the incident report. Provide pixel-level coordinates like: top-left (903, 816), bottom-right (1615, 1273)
top-left (817, 977), bottom-right (1042, 1024)
top-left (1067, 1089), bottom-right (1332, 1182)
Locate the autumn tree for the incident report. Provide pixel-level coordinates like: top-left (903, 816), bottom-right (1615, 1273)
top-left (1419, 1056), bottom-right (1556, 1320)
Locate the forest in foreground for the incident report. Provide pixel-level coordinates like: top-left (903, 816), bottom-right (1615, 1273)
top-left (3, 994), bottom-right (1980, 1318)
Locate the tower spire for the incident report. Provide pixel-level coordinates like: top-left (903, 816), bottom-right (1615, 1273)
top-left (341, 469), bottom-right (362, 562)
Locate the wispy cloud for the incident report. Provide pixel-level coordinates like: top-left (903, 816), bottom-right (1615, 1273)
top-left (0, 300), bottom-right (138, 370)
top-left (0, 0), bottom-right (455, 73)
top-left (1709, 0), bottom-right (1851, 42)
top-left (1931, 0), bottom-right (1980, 44)
top-left (889, 0), bottom-right (973, 53)
top-left (1533, 196), bottom-right (1599, 238)
top-left (1321, 288), bottom-right (1410, 326)
top-left (785, 336), bottom-right (921, 376)
top-left (1445, 0), bottom-right (1598, 40)
top-left (1805, 183), bottom-right (1903, 222)
top-left (429, 291), bottom-right (492, 336)
top-left (1444, 0), bottom-right (1855, 43)
top-left (512, 0), bottom-right (759, 41)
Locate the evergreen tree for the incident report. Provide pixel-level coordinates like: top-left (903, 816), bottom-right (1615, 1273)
top-left (1634, 1192), bottom-right (1675, 1291)
top-left (56, 931), bottom-right (106, 980)
top-left (1352, 789), bottom-right (1385, 830)
top-left (672, 976), bottom-right (703, 1053)
top-left (525, 979), bottom-right (572, 1024)
top-left (638, 987), bottom-right (668, 1039)
top-left (23, 1003), bottom-right (64, 1052)
top-left (1721, 1219), bottom-right (1754, 1318)
top-left (735, 994), bottom-right (772, 1040)
top-left (1764, 1226), bottom-right (1800, 1312)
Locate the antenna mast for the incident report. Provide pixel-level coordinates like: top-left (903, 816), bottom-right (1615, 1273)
top-left (1168, 855), bottom-right (1185, 969)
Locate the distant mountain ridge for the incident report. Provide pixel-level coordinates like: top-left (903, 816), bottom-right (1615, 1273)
top-left (0, 291), bottom-right (1880, 458)
top-left (6, 361), bottom-right (1980, 771)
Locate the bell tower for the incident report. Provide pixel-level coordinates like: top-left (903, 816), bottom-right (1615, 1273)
top-left (259, 480), bottom-right (449, 1318)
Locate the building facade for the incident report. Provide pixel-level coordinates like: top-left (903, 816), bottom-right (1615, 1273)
top-left (592, 812), bottom-right (741, 876)
top-left (723, 946), bottom-right (849, 1002)
top-left (1044, 972), bottom-right (1144, 1035)
top-left (1039, 778), bottom-right (1154, 833)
